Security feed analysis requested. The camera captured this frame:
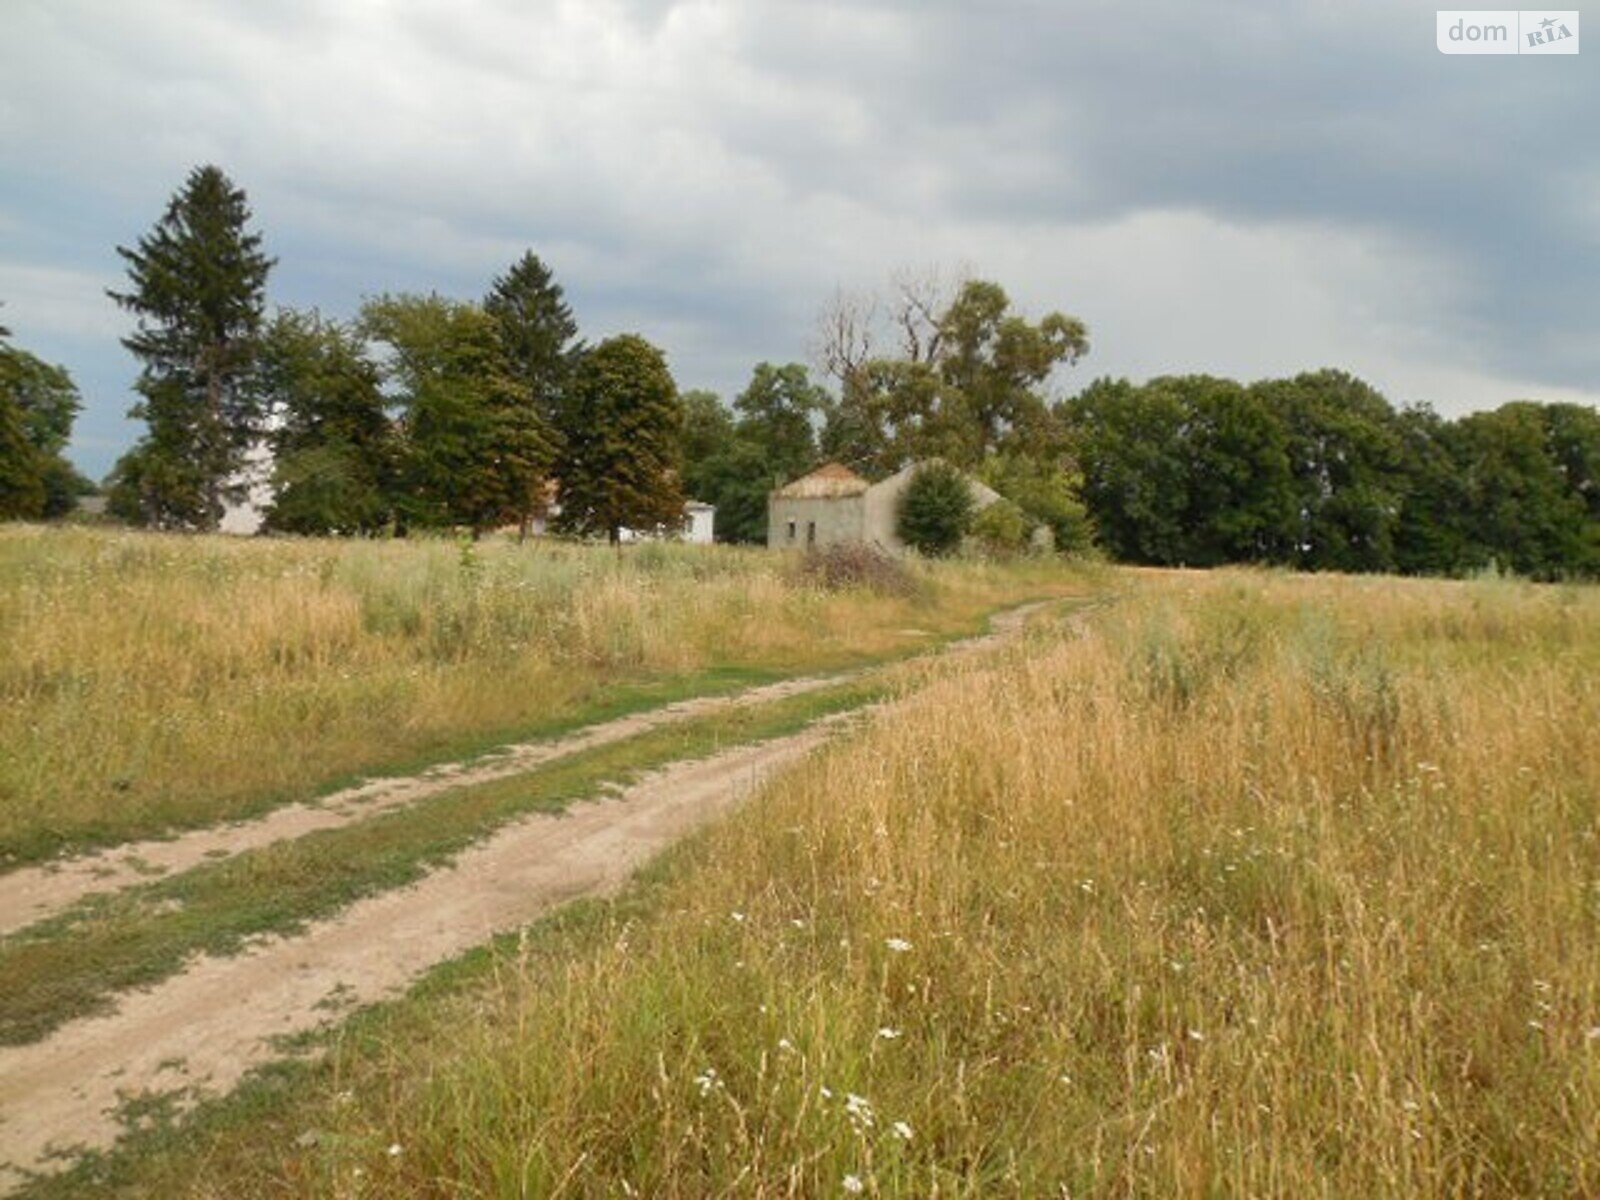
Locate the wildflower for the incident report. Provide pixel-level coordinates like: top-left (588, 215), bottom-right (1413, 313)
top-left (843, 1175), bottom-right (865, 1194)
top-left (820, 1085), bottom-right (834, 1099)
top-left (845, 1092), bottom-right (877, 1130)
top-left (885, 937), bottom-right (913, 953)
top-left (1187, 1029), bottom-right (1205, 1042)
top-left (693, 1067), bottom-right (722, 1096)
top-left (892, 1120), bottom-right (914, 1141)
top-left (877, 1027), bottom-right (902, 1040)
top-left (1587, 1026), bottom-right (1600, 1040)
top-left (731, 911), bottom-right (747, 923)
top-left (778, 1037), bottom-right (795, 1053)
top-left (387, 1143), bottom-right (402, 1158)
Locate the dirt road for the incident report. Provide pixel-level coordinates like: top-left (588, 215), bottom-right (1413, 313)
top-left (0, 599), bottom-right (1057, 1190)
top-left (0, 673), bottom-right (845, 938)
top-left (0, 728), bottom-right (848, 1190)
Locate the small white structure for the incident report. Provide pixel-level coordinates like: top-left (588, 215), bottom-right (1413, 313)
top-left (618, 499), bottom-right (717, 544)
top-left (683, 500), bottom-right (715, 544)
top-left (218, 441), bottom-right (273, 535)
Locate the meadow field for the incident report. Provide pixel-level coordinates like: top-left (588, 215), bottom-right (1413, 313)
top-left (18, 563), bottom-right (1597, 1198)
top-left (0, 527), bottom-right (1069, 865)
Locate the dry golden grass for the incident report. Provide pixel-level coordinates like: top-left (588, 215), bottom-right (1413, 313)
top-left (0, 526), bottom-right (1070, 863)
top-left (222, 567), bottom-right (1600, 1198)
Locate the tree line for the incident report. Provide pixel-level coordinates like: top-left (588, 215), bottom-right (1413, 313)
top-left (1, 164), bottom-right (1596, 578)
top-left (1066, 372), bottom-right (1600, 579)
top-left (91, 165), bottom-right (684, 543)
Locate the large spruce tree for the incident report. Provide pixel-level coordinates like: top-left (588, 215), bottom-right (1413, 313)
top-left (556, 334), bottom-right (684, 543)
top-left (107, 165), bottom-right (273, 529)
top-left (483, 251), bottom-right (581, 426)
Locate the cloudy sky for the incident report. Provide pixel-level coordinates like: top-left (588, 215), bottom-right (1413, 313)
top-left (2, 0), bottom-right (1596, 476)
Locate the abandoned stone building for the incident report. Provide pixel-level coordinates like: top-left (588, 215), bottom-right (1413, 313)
top-left (766, 461), bottom-right (1000, 552)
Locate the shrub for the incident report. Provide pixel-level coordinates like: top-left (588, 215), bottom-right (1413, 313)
top-left (970, 497), bottom-right (1031, 557)
top-left (896, 462), bottom-right (974, 557)
top-left (979, 452), bottom-right (1096, 556)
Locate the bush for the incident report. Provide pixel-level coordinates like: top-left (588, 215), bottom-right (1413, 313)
top-left (970, 497), bottom-right (1031, 557)
top-left (979, 452), bottom-right (1096, 556)
top-left (796, 541), bottom-right (919, 596)
top-left (896, 462), bottom-right (974, 557)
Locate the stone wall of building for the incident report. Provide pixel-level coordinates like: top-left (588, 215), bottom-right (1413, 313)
top-left (766, 493), bottom-right (867, 549)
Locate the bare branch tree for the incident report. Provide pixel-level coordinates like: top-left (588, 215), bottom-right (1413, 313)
top-left (887, 263), bottom-right (971, 365)
top-left (811, 286), bottom-right (879, 389)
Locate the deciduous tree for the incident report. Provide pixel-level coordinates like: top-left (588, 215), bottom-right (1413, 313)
top-left (0, 330), bottom-right (88, 519)
top-left (362, 293), bottom-right (555, 536)
top-left (556, 334), bottom-right (684, 543)
top-left (257, 309), bottom-right (393, 535)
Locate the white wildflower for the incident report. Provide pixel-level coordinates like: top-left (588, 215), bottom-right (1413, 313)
top-left (877, 1027), bottom-right (902, 1040)
top-left (885, 938), bottom-right (913, 953)
top-left (731, 911), bottom-right (747, 923)
top-left (693, 1067), bottom-right (722, 1096)
top-left (845, 1092), bottom-right (877, 1130)
top-left (387, 1143), bottom-right (402, 1158)
top-left (843, 1174), bottom-right (864, 1194)
top-left (892, 1120), bottom-right (914, 1141)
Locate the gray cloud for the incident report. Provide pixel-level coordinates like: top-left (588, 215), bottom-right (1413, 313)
top-left (1, 0), bottom-right (1595, 477)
